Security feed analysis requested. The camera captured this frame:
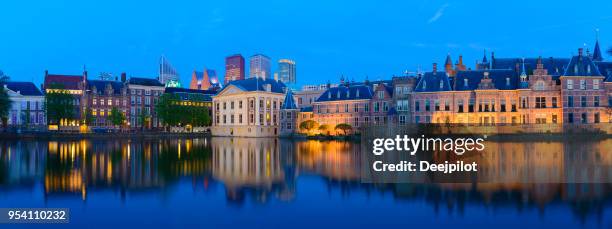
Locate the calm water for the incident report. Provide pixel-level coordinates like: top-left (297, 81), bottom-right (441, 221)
top-left (0, 137), bottom-right (610, 228)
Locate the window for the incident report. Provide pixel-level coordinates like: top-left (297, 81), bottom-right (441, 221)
top-left (567, 79), bottom-right (573, 90)
top-left (399, 115), bottom-right (406, 124)
top-left (439, 80), bottom-right (444, 89)
top-left (535, 97), bottom-right (546, 108)
top-left (594, 96), bottom-right (600, 107)
top-left (581, 96), bottom-right (587, 107)
top-left (580, 80), bottom-right (586, 90)
top-left (425, 99), bottom-right (430, 111)
top-left (377, 91), bottom-right (384, 99)
top-left (239, 114), bottom-right (243, 123)
top-left (500, 99), bottom-right (506, 112)
top-left (594, 113), bottom-right (600, 123)
top-left (568, 113), bottom-right (574, 123)
top-left (364, 103), bottom-right (369, 112)
top-left (581, 113), bottom-right (587, 123)
top-left (239, 101), bottom-right (243, 109)
top-left (469, 98), bottom-right (475, 112)
top-left (415, 101), bottom-right (420, 112)
top-left (374, 102), bottom-right (379, 112)
top-left (457, 99), bottom-right (464, 113)
top-left (506, 78), bottom-right (511, 86)
top-left (231, 102), bottom-right (234, 109)
top-left (383, 102), bottom-right (388, 112)
top-left (567, 96), bottom-right (574, 107)
top-left (521, 97), bottom-right (528, 108)
top-left (444, 100), bottom-right (450, 111)
top-left (434, 100), bottom-right (440, 111)
top-left (354, 104), bottom-right (359, 112)
top-left (345, 104), bottom-right (349, 112)
top-left (594, 79), bottom-right (600, 90)
top-left (535, 81), bottom-right (545, 90)
top-left (552, 97), bottom-right (558, 108)
top-left (464, 78), bottom-right (468, 87)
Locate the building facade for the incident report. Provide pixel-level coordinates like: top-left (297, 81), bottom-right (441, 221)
top-left (279, 89), bottom-right (299, 136)
top-left (225, 54), bottom-right (245, 84)
top-left (278, 59), bottom-right (296, 84)
top-left (3, 82), bottom-right (45, 127)
top-left (249, 54), bottom-right (271, 79)
top-left (84, 78), bottom-right (128, 129)
top-left (42, 70), bottom-right (87, 127)
top-left (189, 69), bottom-right (221, 90)
top-left (126, 77), bottom-right (165, 129)
top-left (211, 78), bottom-right (287, 137)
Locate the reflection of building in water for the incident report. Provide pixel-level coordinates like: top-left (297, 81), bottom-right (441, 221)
top-left (0, 141), bottom-right (47, 186)
top-left (211, 138), bottom-right (286, 202)
top-left (296, 140), bottom-right (361, 181)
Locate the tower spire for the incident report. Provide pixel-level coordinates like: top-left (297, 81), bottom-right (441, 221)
top-left (593, 28), bottom-right (603, 61)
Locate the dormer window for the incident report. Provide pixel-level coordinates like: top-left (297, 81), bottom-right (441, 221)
top-left (346, 90), bottom-right (350, 98)
top-left (506, 77), bottom-right (510, 86)
top-left (587, 65), bottom-right (591, 74)
top-left (337, 91), bottom-right (341, 98)
top-left (574, 65), bottom-right (578, 74)
top-left (439, 80), bottom-right (444, 89)
top-left (464, 78), bottom-right (468, 87)
top-left (328, 92), bottom-right (331, 99)
top-left (422, 81), bottom-right (427, 90)
top-left (356, 90), bottom-right (360, 98)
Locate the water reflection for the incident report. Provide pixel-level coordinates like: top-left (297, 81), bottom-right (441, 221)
top-left (0, 138), bottom-right (610, 226)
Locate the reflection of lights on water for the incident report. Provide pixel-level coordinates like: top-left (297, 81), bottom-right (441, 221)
top-left (127, 144), bottom-right (131, 161)
top-left (178, 140), bottom-right (182, 159)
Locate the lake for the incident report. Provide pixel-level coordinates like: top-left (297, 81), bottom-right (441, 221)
top-left (0, 137), bottom-right (610, 228)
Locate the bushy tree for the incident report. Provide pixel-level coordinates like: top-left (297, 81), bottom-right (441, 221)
top-left (334, 123), bottom-right (352, 135)
top-left (299, 120), bottom-right (319, 134)
top-left (156, 93), bottom-right (212, 130)
top-left (45, 86), bottom-right (76, 125)
top-left (318, 124), bottom-right (330, 135)
top-left (109, 107), bottom-right (125, 127)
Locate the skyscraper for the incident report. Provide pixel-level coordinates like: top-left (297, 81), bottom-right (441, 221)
top-left (224, 54), bottom-right (245, 84)
top-left (159, 55), bottom-right (180, 86)
top-left (278, 59), bottom-right (296, 84)
top-left (249, 54), bottom-right (271, 79)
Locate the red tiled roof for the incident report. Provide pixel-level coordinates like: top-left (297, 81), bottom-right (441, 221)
top-left (44, 74), bottom-right (83, 90)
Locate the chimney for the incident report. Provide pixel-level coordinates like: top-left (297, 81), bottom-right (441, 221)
top-left (432, 63), bottom-right (437, 73)
top-left (578, 48), bottom-right (583, 56)
top-left (121, 72), bottom-right (126, 83)
top-left (458, 55), bottom-right (463, 65)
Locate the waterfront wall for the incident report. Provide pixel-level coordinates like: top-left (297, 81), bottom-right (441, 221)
top-left (360, 123), bottom-right (612, 139)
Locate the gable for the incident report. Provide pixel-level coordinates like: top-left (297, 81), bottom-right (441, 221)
top-left (216, 84), bottom-right (245, 96)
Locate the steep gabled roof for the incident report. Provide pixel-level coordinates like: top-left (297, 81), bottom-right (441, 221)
top-left (226, 77), bottom-right (286, 93)
top-left (87, 80), bottom-right (124, 95)
top-left (562, 50), bottom-right (603, 77)
top-left (164, 87), bottom-right (217, 102)
top-left (414, 71), bottom-right (452, 92)
top-left (281, 89), bottom-right (298, 110)
top-left (4, 82), bottom-right (43, 96)
top-left (315, 85), bottom-right (373, 102)
top-left (454, 69), bottom-right (518, 91)
top-left (44, 74), bottom-right (83, 90)
top-left (595, 61), bottom-right (612, 81)
top-left (491, 57), bottom-right (569, 76)
top-left (128, 77), bottom-right (164, 86)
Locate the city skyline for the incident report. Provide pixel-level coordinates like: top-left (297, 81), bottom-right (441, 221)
top-left (1, 0), bottom-right (611, 87)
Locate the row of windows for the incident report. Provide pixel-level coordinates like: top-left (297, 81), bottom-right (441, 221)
top-left (566, 96), bottom-right (603, 107)
top-left (216, 113), bottom-right (278, 125)
top-left (315, 102), bottom-right (391, 114)
top-left (215, 99), bottom-right (282, 111)
top-left (566, 79), bottom-right (602, 90)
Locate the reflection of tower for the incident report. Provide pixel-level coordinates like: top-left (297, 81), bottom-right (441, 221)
top-left (278, 139), bottom-right (298, 201)
top-left (211, 138), bottom-right (284, 202)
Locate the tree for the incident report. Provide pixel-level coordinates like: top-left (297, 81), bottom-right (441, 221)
top-left (299, 120), bottom-right (319, 134)
top-left (0, 73), bottom-right (11, 130)
top-left (83, 108), bottom-right (95, 126)
top-left (334, 123), bottom-right (352, 135)
top-left (156, 93), bottom-right (180, 128)
top-left (45, 87), bottom-right (76, 125)
top-left (318, 124), bottom-right (330, 135)
top-left (109, 107), bottom-right (125, 128)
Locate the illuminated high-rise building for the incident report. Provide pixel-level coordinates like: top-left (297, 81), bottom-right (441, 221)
top-left (158, 55), bottom-right (180, 86)
top-left (224, 54), bottom-right (245, 84)
top-left (249, 54), bottom-right (271, 79)
top-left (278, 59), bottom-right (296, 84)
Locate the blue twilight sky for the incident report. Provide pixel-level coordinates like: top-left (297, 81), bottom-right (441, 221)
top-left (0, 0), bottom-right (611, 88)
